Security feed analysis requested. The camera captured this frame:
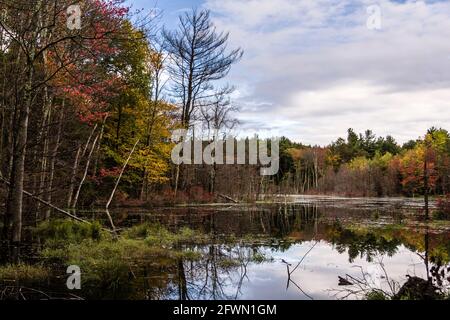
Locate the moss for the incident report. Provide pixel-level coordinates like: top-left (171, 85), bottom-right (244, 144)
top-left (0, 264), bottom-right (50, 283)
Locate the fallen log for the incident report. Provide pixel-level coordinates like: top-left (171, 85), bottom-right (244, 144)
top-left (218, 193), bottom-right (239, 203)
top-left (0, 175), bottom-right (91, 225)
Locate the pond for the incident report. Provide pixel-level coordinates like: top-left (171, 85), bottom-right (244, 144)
top-left (2, 197), bottom-right (450, 300)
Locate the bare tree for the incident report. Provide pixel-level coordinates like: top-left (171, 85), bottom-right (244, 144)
top-left (198, 85), bottom-right (239, 193)
top-left (199, 85), bottom-right (239, 139)
top-left (163, 9), bottom-right (243, 129)
top-left (163, 8), bottom-right (242, 196)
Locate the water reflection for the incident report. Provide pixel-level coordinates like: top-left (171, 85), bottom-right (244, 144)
top-left (130, 204), bottom-right (450, 300)
top-left (2, 203), bottom-right (450, 300)
top-left (173, 245), bottom-right (256, 300)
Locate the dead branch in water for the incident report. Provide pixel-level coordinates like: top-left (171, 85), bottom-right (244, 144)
top-left (1, 175), bottom-right (115, 234)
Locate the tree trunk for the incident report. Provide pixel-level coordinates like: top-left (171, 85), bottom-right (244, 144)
top-left (36, 93), bottom-right (51, 218)
top-left (71, 134), bottom-right (99, 209)
top-left (44, 105), bottom-right (64, 220)
top-left (66, 145), bottom-right (81, 208)
top-left (424, 153), bottom-right (429, 220)
top-left (67, 124), bottom-right (98, 208)
top-left (106, 139), bottom-right (140, 210)
top-left (4, 64), bottom-right (34, 250)
top-left (92, 116), bottom-right (107, 177)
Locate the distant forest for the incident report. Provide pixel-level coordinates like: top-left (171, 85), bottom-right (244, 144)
top-left (274, 127), bottom-right (450, 198)
top-left (178, 127), bottom-right (450, 201)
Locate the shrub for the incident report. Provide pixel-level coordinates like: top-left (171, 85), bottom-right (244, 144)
top-left (365, 290), bottom-right (388, 300)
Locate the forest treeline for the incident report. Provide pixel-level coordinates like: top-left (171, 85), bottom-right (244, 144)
top-left (275, 128), bottom-right (450, 197)
top-left (177, 127), bottom-right (450, 200)
top-left (0, 1), bottom-right (449, 249)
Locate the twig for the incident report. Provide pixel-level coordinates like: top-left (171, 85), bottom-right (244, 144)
top-left (289, 241), bottom-right (318, 276)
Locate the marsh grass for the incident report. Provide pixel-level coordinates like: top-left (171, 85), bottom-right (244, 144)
top-left (35, 219), bottom-right (105, 243)
top-left (25, 219), bottom-right (210, 297)
top-left (123, 222), bottom-right (209, 247)
top-left (365, 290), bottom-right (388, 300)
top-left (0, 264), bottom-right (50, 283)
top-left (2, 219), bottom-right (273, 299)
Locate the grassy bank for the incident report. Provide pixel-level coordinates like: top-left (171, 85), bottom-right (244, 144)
top-left (0, 219), bottom-right (268, 299)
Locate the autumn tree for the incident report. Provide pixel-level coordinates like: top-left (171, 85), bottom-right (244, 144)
top-left (97, 22), bottom-right (174, 203)
top-left (0, 0), bottom-right (152, 256)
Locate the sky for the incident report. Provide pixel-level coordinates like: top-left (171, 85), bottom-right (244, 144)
top-left (128, 0), bottom-right (450, 146)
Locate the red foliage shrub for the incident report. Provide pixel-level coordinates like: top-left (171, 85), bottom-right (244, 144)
top-left (188, 186), bottom-right (215, 203)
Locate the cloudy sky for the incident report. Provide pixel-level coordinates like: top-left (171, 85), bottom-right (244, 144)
top-left (130, 0), bottom-right (450, 146)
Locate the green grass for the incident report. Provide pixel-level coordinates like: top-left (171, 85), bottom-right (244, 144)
top-left (34, 219), bottom-right (105, 243)
top-left (123, 222), bottom-right (208, 247)
top-left (33, 219), bottom-right (208, 294)
top-left (2, 219), bottom-right (271, 298)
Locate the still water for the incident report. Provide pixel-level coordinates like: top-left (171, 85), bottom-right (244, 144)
top-left (102, 200), bottom-right (450, 300)
top-left (3, 199), bottom-right (450, 300)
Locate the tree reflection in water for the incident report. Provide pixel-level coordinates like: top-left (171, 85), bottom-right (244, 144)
top-left (331, 225), bottom-right (450, 299)
top-left (176, 244), bottom-right (262, 300)
top-left (2, 203), bottom-right (450, 300)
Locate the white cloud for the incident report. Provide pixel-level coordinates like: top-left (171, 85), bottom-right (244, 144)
top-left (203, 0), bottom-right (450, 145)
